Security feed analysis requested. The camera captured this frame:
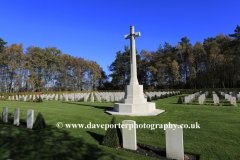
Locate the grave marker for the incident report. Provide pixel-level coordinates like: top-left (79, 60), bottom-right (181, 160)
top-left (27, 110), bottom-right (34, 129)
top-left (3, 107), bottom-right (8, 123)
top-left (122, 120), bottom-right (137, 150)
top-left (166, 125), bottom-right (184, 160)
top-left (14, 108), bottom-right (20, 126)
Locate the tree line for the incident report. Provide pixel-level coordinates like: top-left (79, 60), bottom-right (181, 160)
top-left (0, 41), bottom-right (102, 92)
top-left (108, 25), bottom-right (240, 90)
top-left (1, 25), bottom-right (239, 92)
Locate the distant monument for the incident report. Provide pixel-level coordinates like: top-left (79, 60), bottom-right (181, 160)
top-left (106, 25), bottom-right (165, 116)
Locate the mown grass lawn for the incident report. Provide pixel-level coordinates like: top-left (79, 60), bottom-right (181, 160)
top-left (0, 94), bottom-right (240, 160)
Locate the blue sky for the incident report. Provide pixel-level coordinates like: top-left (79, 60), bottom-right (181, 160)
top-left (1, 0), bottom-right (239, 77)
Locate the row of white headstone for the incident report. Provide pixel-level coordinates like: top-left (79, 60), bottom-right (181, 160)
top-left (184, 92), bottom-right (200, 104)
top-left (145, 91), bottom-right (180, 100)
top-left (53, 92), bottom-right (123, 103)
top-left (220, 91), bottom-right (240, 98)
top-left (123, 120), bottom-right (184, 160)
top-left (220, 91), bottom-right (238, 105)
top-left (198, 91), bottom-right (239, 106)
top-left (224, 93), bottom-right (237, 105)
top-left (3, 91), bottom-right (181, 103)
top-left (97, 92), bottom-right (125, 102)
top-left (229, 91), bottom-right (238, 97)
top-left (2, 107), bottom-right (34, 129)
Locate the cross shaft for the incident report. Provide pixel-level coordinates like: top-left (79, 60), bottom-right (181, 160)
top-left (124, 25), bottom-right (140, 85)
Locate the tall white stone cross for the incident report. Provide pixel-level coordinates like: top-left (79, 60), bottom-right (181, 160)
top-left (105, 25), bottom-right (165, 116)
top-left (125, 25), bottom-right (140, 85)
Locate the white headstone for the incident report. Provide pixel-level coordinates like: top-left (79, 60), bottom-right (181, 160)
top-left (65, 96), bottom-right (68, 101)
top-left (84, 95), bottom-right (88, 102)
top-left (106, 96), bottom-right (110, 102)
top-left (231, 97), bottom-right (236, 105)
top-left (91, 92), bottom-right (94, 102)
top-left (98, 96), bottom-right (102, 102)
top-left (3, 107), bottom-right (8, 123)
top-left (27, 110), bottom-right (34, 129)
top-left (165, 125), bottom-right (184, 160)
top-left (111, 95), bottom-right (114, 102)
top-left (122, 120), bottom-right (137, 150)
top-left (14, 108), bottom-right (20, 126)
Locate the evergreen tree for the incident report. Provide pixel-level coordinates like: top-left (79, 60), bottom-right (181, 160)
top-left (37, 97), bottom-right (43, 103)
top-left (102, 116), bottom-right (121, 148)
top-left (160, 94), bottom-right (164, 99)
top-left (33, 112), bottom-right (46, 130)
top-left (177, 97), bottom-right (183, 104)
top-left (147, 96), bottom-right (151, 102)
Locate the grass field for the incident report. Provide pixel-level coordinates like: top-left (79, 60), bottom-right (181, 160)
top-left (0, 94), bottom-right (240, 160)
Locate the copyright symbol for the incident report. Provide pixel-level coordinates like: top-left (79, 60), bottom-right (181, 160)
top-left (56, 122), bottom-right (63, 129)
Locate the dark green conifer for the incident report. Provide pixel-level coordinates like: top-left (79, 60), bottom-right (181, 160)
top-left (160, 94), bottom-right (164, 99)
top-left (177, 97), bottom-right (183, 104)
top-left (165, 94), bottom-right (168, 98)
top-left (147, 96), bottom-right (152, 102)
top-left (102, 116), bottom-right (121, 148)
top-left (33, 112), bottom-right (47, 130)
top-left (37, 97), bottom-right (43, 103)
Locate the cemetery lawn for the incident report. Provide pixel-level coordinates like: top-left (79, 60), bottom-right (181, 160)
top-left (0, 95), bottom-right (240, 160)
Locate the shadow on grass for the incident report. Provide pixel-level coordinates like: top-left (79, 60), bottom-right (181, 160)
top-left (61, 101), bottom-right (113, 110)
top-left (0, 122), bottom-right (114, 160)
top-left (87, 125), bottom-right (123, 146)
top-left (87, 131), bottom-right (104, 144)
top-left (172, 103), bottom-right (202, 105)
top-left (205, 101), bottom-right (214, 103)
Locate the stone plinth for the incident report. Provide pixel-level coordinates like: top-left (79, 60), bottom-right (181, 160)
top-left (114, 102), bottom-right (155, 113)
top-left (106, 85), bottom-right (165, 116)
top-left (106, 107), bottom-right (165, 116)
top-left (123, 85), bottom-right (147, 104)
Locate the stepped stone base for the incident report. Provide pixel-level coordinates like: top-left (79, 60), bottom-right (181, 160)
top-left (106, 84), bottom-right (165, 116)
top-left (105, 102), bottom-right (165, 116)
